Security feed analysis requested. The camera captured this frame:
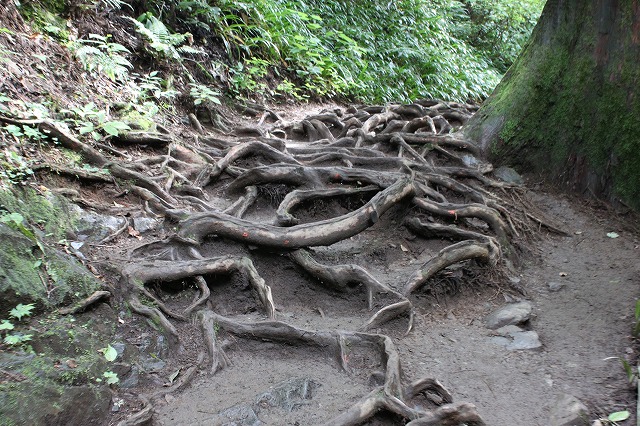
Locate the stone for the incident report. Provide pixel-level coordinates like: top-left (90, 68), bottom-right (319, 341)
top-left (203, 377), bottom-right (320, 425)
top-left (507, 330), bottom-right (542, 350)
top-left (461, 154), bottom-right (480, 167)
top-left (120, 365), bottom-right (140, 388)
top-left (211, 404), bottom-right (262, 426)
top-left (0, 223), bottom-right (101, 312)
top-left (133, 216), bottom-right (160, 234)
top-left (494, 166), bottom-right (524, 185)
top-left (548, 281), bottom-right (566, 292)
top-left (254, 377), bottom-right (320, 412)
top-left (490, 325), bottom-right (542, 351)
top-left (484, 301), bottom-right (533, 329)
top-left (75, 210), bottom-right (126, 242)
top-left (549, 394), bottom-right (589, 426)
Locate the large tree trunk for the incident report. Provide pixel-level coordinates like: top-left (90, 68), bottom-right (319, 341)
top-left (465, 0), bottom-right (640, 209)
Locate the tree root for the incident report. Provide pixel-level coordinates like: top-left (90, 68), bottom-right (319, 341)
top-left (289, 249), bottom-right (413, 331)
top-left (58, 290), bottom-right (111, 315)
top-left (121, 256), bottom-right (276, 320)
top-left (114, 131), bottom-right (173, 146)
top-left (403, 240), bottom-right (499, 295)
top-left (14, 100), bottom-right (563, 425)
top-left (276, 185), bottom-right (379, 226)
top-left (178, 176), bottom-right (415, 247)
top-left (128, 295), bottom-right (180, 349)
top-left (190, 314), bottom-right (484, 425)
top-left (183, 275), bottom-right (210, 317)
top-left (116, 396), bottom-right (153, 426)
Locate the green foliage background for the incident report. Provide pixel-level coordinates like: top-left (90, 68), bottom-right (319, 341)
top-left (53, 0), bottom-right (542, 103)
top-left (165, 0), bottom-right (544, 101)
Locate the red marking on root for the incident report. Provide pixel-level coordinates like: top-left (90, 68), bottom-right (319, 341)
top-left (242, 232), bottom-right (249, 238)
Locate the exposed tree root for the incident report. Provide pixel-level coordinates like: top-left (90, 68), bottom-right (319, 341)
top-left (403, 240), bottom-right (499, 295)
top-left (58, 290), bottom-right (111, 315)
top-left (290, 249), bottom-right (413, 331)
top-left (192, 314), bottom-right (484, 425)
top-left (121, 256), bottom-right (277, 323)
top-left (177, 176), bottom-right (415, 247)
top-left (276, 185), bottom-right (379, 226)
top-left (3, 101), bottom-right (565, 425)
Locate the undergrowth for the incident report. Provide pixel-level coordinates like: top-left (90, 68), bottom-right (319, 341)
top-left (14, 0), bottom-right (543, 103)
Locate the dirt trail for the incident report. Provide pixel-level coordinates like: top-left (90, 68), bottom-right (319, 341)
top-left (401, 192), bottom-right (639, 425)
top-left (146, 132), bottom-right (639, 426)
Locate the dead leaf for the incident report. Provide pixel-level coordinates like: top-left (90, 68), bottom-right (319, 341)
top-left (400, 244), bottom-right (409, 252)
top-left (65, 359), bottom-right (78, 369)
top-left (167, 368), bottom-right (181, 384)
top-left (559, 272), bottom-right (568, 277)
top-left (127, 226), bottom-right (142, 239)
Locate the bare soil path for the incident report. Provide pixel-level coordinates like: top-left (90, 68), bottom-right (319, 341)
top-left (150, 186), bottom-right (638, 426)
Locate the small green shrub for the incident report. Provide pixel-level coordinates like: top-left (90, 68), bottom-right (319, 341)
top-left (69, 34), bottom-right (132, 83)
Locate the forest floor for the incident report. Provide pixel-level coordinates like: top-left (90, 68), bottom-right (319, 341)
top-left (0, 8), bottom-right (638, 423)
top-left (134, 104), bottom-right (639, 426)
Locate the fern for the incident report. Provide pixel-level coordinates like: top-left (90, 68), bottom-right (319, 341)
top-left (71, 34), bottom-right (132, 83)
top-left (127, 13), bottom-right (201, 62)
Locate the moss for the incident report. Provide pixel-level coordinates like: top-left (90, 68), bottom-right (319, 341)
top-left (120, 110), bottom-right (156, 132)
top-left (16, 1), bottom-right (70, 40)
top-left (0, 187), bottom-right (74, 241)
top-left (466, 0), bottom-right (640, 209)
top-left (0, 229), bottom-right (100, 313)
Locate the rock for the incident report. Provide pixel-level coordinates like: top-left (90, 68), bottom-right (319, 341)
top-left (202, 377), bottom-right (320, 425)
top-left (549, 394), bottom-right (589, 426)
top-left (254, 377), bottom-right (320, 412)
top-left (494, 166), bottom-right (524, 185)
top-left (548, 281), bottom-right (566, 292)
top-left (111, 342), bottom-right (126, 359)
top-left (133, 217), bottom-right (160, 234)
top-left (0, 350), bottom-right (112, 425)
top-left (507, 330), bottom-right (542, 350)
top-left (211, 403), bottom-right (262, 426)
top-left (0, 223), bottom-right (101, 312)
top-left (484, 301), bottom-right (533, 329)
top-left (490, 325), bottom-right (542, 351)
top-left (461, 154), bottom-right (480, 167)
top-left (74, 210), bottom-right (126, 242)
top-left (120, 365), bottom-right (140, 388)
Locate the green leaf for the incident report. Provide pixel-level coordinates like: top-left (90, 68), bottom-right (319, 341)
top-left (607, 410), bottom-right (630, 422)
top-left (79, 122), bottom-right (95, 134)
top-left (9, 303), bottom-right (35, 320)
top-left (101, 121), bottom-right (130, 136)
top-left (607, 232), bottom-right (620, 238)
top-left (3, 124), bottom-right (23, 136)
top-left (635, 300), bottom-right (640, 321)
top-left (4, 333), bottom-right (32, 345)
top-left (0, 212), bottom-right (24, 226)
top-left (101, 344), bottom-right (118, 362)
top-left (103, 371), bottom-right (119, 385)
top-left (0, 320), bottom-right (14, 331)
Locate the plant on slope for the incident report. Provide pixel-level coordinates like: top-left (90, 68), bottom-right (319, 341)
top-left (69, 34), bottom-right (132, 83)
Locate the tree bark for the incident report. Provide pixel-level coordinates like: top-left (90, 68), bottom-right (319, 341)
top-left (465, 0), bottom-right (640, 209)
